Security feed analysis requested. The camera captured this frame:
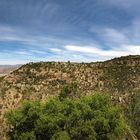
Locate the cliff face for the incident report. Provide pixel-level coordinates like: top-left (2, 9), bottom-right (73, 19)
top-left (0, 55), bottom-right (140, 139)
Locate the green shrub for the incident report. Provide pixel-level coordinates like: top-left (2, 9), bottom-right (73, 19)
top-left (5, 86), bottom-right (130, 140)
top-left (59, 82), bottom-right (80, 100)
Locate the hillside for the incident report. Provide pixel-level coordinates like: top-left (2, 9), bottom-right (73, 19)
top-left (0, 55), bottom-right (140, 139)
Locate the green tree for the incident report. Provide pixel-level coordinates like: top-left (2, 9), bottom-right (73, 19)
top-left (58, 82), bottom-right (80, 100)
top-left (5, 85), bottom-right (130, 140)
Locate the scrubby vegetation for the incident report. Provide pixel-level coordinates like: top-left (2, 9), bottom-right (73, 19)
top-left (5, 84), bottom-right (133, 140)
top-left (0, 55), bottom-right (140, 140)
top-left (127, 90), bottom-right (140, 139)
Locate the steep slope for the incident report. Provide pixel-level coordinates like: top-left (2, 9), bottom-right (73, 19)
top-left (0, 55), bottom-right (140, 139)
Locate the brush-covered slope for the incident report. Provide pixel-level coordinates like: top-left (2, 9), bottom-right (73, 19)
top-left (0, 55), bottom-right (140, 139)
top-left (1, 55), bottom-right (140, 98)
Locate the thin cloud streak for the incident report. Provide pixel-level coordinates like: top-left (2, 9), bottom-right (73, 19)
top-left (65, 45), bottom-right (140, 57)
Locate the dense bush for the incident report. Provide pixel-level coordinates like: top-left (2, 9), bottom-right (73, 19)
top-left (5, 84), bottom-right (130, 140)
top-left (58, 82), bottom-right (80, 100)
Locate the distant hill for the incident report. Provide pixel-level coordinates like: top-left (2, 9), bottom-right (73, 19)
top-left (0, 65), bottom-right (21, 76)
top-left (0, 55), bottom-right (140, 139)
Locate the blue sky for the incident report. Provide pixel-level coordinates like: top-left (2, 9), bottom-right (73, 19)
top-left (0, 0), bottom-right (140, 64)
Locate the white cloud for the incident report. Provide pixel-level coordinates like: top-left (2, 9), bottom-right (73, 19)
top-left (14, 50), bottom-right (33, 55)
top-left (65, 45), bottom-right (140, 58)
top-left (101, 28), bottom-right (128, 45)
top-left (65, 45), bottom-right (99, 54)
top-left (90, 18), bottom-right (140, 49)
top-left (90, 26), bottom-right (129, 47)
top-left (30, 50), bottom-right (47, 54)
top-left (0, 25), bottom-right (53, 45)
top-left (50, 48), bottom-right (62, 52)
top-left (124, 45), bottom-right (140, 54)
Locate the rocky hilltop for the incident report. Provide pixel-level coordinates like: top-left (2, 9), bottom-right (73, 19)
top-left (0, 55), bottom-right (140, 139)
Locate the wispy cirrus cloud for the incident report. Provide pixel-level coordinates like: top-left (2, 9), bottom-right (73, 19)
top-left (90, 18), bottom-right (140, 48)
top-left (0, 0), bottom-right (140, 64)
top-left (0, 22), bottom-right (140, 65)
